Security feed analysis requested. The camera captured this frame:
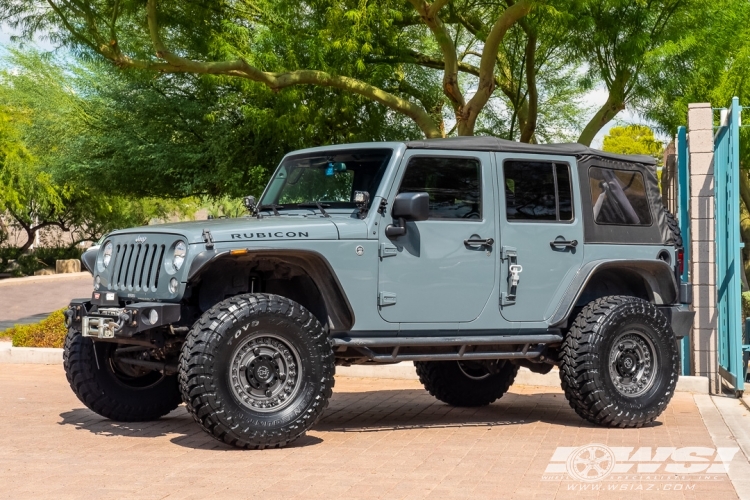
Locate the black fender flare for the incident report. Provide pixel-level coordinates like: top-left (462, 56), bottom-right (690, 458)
top-left (187, 248), bottom-right (355, 332)
top-left (549, 259), bottom-right (678, 327)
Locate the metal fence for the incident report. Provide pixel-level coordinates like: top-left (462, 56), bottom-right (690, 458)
top-left (714, 97), bottom-right (745, 395)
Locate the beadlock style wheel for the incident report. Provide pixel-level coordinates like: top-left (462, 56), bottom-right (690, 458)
top-left (229, 334), bottom-right (303, 413)
top-left (608, 330), bottom-right (657, 398)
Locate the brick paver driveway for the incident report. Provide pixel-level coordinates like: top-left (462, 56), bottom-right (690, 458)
top-left (1, 365), bottom-right (744, 499)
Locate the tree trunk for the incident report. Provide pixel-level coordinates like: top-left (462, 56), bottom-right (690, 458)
top-left (577, 71), bottom-right (630, 146)
top-left (19, 226), bottom-right (35, 253)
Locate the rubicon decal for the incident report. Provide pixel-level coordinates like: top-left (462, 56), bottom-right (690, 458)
top-left (230, 232), bottom-right (309, 240)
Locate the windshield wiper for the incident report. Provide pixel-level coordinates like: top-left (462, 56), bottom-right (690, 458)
top-left (256, 204), bottom-right (282, 217)
top-left (297, 202), bottom-right (331, 218)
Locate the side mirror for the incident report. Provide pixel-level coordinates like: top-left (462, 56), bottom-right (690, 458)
top-left (392, 192), bottom-right (429, 221)
top-left (386, 192), bottom-right (429, 238)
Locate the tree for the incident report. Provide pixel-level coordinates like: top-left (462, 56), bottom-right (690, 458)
top-left (0, 51), bottom-right (197, 249)
top-left (601, 125), bottom-right (664, 163)
top-left (0, 0), bottom-right (590, 141)
top-left (0, 0), bottom-right (719, 148)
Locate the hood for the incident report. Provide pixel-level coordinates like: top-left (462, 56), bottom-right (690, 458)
top-left (109, 216), bottom-right (340, 244)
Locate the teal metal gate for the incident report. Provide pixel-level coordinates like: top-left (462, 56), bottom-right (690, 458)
top-left (676, 126), bottom-right (691, 375)
top-left (714, 97), bottom-right (745, 395)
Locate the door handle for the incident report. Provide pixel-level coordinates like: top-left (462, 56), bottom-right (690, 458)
top-left (464, 237), bottom-right (494, 247)
top-left (550, 239), bottom-right (578, 249)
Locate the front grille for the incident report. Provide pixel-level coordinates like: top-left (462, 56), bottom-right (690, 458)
top-left (111, 243), bottom-right (165, 291)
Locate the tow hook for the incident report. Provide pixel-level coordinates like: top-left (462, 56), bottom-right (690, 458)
top-left (114, 310), bottom-right (132, 333)
top-left (64, 308), bottom-right (75, 327)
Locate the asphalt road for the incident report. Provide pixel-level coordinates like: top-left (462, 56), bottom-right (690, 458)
top-left (0, 274), bottom-right (93, 330)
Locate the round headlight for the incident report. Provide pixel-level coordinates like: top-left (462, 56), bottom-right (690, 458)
top-left (102, 241), bottom-right (113, 268)
top-left (173, 241), bottom-right (187, 271)
top-left (148, 309), bottom-right (159, 325)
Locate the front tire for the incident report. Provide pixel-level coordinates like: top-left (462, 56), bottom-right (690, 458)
top-left (560, 295), bottom-right (678, 428)
top-left (179, 294), bottom-right (335, 449)
top-left (415, 360), bottom-right (518, 407)
top-left (63, 329), bottom-right (182, 421)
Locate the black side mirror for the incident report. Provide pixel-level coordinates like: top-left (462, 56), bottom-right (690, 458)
top-left (386, 192), bottom-right (429, 238)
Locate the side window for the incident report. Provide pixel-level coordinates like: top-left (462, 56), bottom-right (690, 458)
top-left (398, 157), bottom-right (481, 220)
top-left (589, 167), bottom-right (651, 225)
top-left (503, 161), bottom-right (574, 222)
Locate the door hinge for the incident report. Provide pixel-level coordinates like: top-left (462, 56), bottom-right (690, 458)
top-left (378, 291), bottom-right (397, 307)
top-left (379, 243), bottom-right (398, 258)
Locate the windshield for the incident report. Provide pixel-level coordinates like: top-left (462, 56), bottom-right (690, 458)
top-left (260, 149), bottom-right (393, 210)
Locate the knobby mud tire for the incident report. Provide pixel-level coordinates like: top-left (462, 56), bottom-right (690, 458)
top-left (179, 293), bottom-right (334, 449)
top-left (415, 360), bottom-right (518, 407)
top-left (63, 329), bottom-right (182, 421)
top-left (559, 295), bottom-right (678, 428)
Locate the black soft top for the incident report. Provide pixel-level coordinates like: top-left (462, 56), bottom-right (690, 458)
top-left (405, 136), bottom-right (657, 165)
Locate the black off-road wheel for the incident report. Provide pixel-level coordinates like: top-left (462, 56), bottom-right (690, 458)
top-left (560, 296), bottom-right (678, 428)
top-left (179, 294), bottom-right (334, 449)
top-left (63, 329), bottom-right (182, 421)
top-left (415, 360), bottom-right (518, 407)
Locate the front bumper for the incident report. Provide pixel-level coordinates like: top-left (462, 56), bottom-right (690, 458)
top-left (67, 295), bottom-right (181, 339)
top-left (660, 305), bottom-right (695, 339)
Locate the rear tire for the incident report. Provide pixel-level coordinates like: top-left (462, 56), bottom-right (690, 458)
top-left (63, 329), bottom-right (182, 421)
top-left (665, 210), bottom-right (683, 248)
top-left (179, 294), bottom-right (335, 449)
top-left (560, 295), bottom-right (678, 428)
top-left (415, 360), bottom-right (518, 407)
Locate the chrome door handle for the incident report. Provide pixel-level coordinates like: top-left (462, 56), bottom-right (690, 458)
top-left (464, 237), bottom-right (494, 247)
top-left (550, 239), bottom-right (578, 249)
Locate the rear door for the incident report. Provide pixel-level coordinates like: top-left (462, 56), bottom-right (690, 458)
top-left (496, 154), bottom-right (584, 322)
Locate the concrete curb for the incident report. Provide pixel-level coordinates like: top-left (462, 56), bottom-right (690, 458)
top-left (0, 272), bottom-right (90, 287)
top-left (0, 342), bottom-right (63, 364)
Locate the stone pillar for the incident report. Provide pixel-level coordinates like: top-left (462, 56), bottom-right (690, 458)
top-left (687, 103), bottom-right (719, 393)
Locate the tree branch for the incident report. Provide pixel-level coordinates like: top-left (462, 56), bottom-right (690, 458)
top-left (519, 21), bottom-right (537, 143)
top-left (82, 0), bottom-right (443, 138)
top-left (577, 70), bottom-right (630, 146)
top-left (459, 0), bottom-right (534, 135)
top-left (408, 0), bottom-right (464, 112)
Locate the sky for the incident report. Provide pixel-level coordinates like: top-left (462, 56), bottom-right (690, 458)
top-left (0, 23), bottom-right (670, 149)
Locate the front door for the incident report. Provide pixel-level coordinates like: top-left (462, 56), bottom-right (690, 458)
top-left (497, 154), bottom-right (584, 322)
top-left (377, 151), bottom-right (496, 323)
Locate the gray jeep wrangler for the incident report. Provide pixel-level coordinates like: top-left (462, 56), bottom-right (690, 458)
top-left (65, 137), bottom-right (693, 449)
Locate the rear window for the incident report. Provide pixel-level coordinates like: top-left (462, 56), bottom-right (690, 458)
top-left (589, 167), bottom-right (651, 226)
top-left (503, 161), bottom-right (573, 222)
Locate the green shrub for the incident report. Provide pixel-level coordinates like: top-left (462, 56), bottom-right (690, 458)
top-left (33, 246), bottom-right (84, 267)
top-left (3, 309), bottom-right (68, 348)
top-left (0, 246), bottom-right (83, 276)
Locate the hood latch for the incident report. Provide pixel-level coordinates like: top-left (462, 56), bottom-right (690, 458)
top-left (202, 229), bottom-right (215, 250)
